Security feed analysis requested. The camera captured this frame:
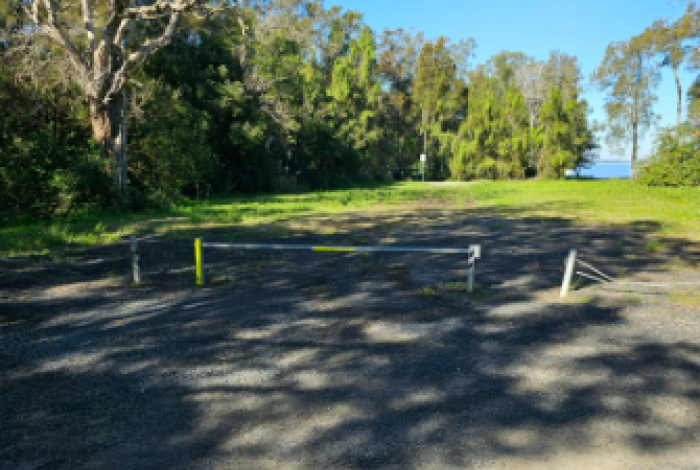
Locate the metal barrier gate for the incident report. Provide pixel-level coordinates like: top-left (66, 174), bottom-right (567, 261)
top-left (195, 238), bottom-right (481, 292)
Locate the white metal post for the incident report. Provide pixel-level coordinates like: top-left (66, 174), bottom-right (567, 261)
top-left (131, 236), bottom-right (141, 284)
top-left (467, 245), bottom-right (480, 293)
top-left (467, 264), bottom-right (474, 293)
top-left (560, 249), bottom-right (577, 297)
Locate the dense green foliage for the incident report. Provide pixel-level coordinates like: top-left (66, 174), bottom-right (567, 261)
top-left (637, 125), bottom-right (700, 186)
top-left (5, 0), bottom-right (700, 225)
top-left (0, 63), bottom-right (115, 220)
top-left (0, 0), bottom-right (598, 222)
top-left (594, 2), bottom-right (700, 185)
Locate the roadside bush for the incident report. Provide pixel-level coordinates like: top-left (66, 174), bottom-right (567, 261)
top-left (0, 63), bottom-right (117, 222)
top-left (0, 128), bottom-right (114, 221)
top-left (637, 125), bottom-right (700, 187)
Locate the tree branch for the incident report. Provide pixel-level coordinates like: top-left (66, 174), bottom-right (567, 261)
top-left (80, 0), bottom-right (96, 61)
top-left (122, 0), bottom-right (204, 21)
top-left (59, 2), bottom-right (79, 14)
top-left (103, 12), bottom-right (182, 103)
top-left (95, 0), bottom-right (130, 92)
top-left (28, 0), bottom-right (89, 85)
top-left (114, 17), bottom-right (130, 46)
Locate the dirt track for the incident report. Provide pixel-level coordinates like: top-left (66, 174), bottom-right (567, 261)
top-left (2, 210), bottom-right (700, 469)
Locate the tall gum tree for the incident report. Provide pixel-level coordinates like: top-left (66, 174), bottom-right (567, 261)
top-left (9, 0), bottom-right (227, 191)
top-left (378, 27), bottom-right (423, 169)
top-left (640, 5), bottom-right (699, 131)
top-left (591, 37), bottom-right (660, 177)
top-left (515, 60), bottom-right (547, 166)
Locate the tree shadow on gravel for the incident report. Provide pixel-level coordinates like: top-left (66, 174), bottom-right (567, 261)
top-left (2, 209), bottom-right (700, 469)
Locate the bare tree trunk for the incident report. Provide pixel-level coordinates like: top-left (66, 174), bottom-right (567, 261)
top-left (673, 66), bottom-right (682, 132)
top-left (631, 86), bottom-right (639, 180)
top-left (631, 120), bottom-right (638, 180)
top-left (120, 89), bottom-right (128, 191)
top-left (529, 114), bottom-right (535, 167)
top-left (89, 90), bottom-right (127, 192)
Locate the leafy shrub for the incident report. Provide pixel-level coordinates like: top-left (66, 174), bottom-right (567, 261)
top-left (1, 127), bottom-right (114, 221)
top-left (128, 84), bottom-right (217, 203)
top-left (637, 125), bottom-right (700, 187)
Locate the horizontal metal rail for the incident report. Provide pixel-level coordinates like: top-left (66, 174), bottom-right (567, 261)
top-left (202, 242), bottom-right (480, 256)
top-left (195, 239), bottom-right (481, 292)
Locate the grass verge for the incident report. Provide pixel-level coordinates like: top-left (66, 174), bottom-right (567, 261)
top-left (1, 180), bottom-right (699, 256)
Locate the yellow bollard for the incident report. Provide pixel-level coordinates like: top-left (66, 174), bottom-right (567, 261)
top-left (195, 237), bottom-right (205, 286)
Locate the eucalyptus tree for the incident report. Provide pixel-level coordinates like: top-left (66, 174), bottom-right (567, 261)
top-left (378, 27), bottom-right (424, 169)
top-left (204, 0), bottom-right (365, 186)
top-left (516, 61), bottom-right (547, 124)
top-left (591, 37), bottom-right (661, 176)
top-left (481, 51), bottom-right (532, 98)
top-left (414, 37), bottom-right (455, 158)
top-left (686, 74), bottom-right (700, 125)
top-left (514, 60), bottom-right (547, 167)
top-left (5, 0), bottom-right (231, 192)
top-left (542, 50), bottom-right (584, 104)
top-left (640, 4), bottom-right (699, 130)
top-left (230, 0), bottom-right (327, 133)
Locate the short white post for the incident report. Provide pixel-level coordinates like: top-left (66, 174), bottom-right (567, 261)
top-left (131, 236), bottom-right (141, 284)
top-left (560, 249), bottom-right (577, 297)
top-left (467, 245), bottom-right (480, 293)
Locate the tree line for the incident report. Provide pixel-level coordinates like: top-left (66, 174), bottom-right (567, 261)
top-left (1, 0), bottom-right (698, 220)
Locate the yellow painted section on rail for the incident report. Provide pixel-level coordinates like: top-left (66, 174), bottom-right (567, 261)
top-left (313, 246), bottom-right (354, 252)
top-left (195, 238), bottom-right (203, 285)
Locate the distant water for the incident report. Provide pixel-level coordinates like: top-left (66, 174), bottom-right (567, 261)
top-left (567, 163), bottom-right (631, 179)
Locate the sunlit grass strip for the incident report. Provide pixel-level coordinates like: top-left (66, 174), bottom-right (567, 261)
top-left (464, 180), bottom-right (700, 240)
top-left (1, 180), bottom-right (699, 256)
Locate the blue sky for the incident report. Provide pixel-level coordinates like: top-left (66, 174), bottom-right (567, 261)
top-left (332, 0), bottom-right (697, 161)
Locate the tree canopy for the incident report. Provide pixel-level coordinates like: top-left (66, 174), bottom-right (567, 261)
top-left (4, 0), bottom-right (699, 220)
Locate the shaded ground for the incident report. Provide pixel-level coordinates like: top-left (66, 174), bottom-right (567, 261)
top-left (2, 206), bottom-right (700, 469)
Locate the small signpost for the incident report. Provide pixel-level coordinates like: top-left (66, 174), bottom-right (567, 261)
top-left (420, 154), bottom-right (426, 182)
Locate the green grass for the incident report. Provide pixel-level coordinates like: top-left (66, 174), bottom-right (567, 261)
top-left (668, 290), bottom-right (700, 307)
top-left (645, 239), bottom-right (668, 252)
top-left (2, 180), bottom-right (699, 256)
top-left (563, 295), bottom-right (594, 304)
top-left (418, 286), bottom-right (437, 295)
top-left (464, 180), bottom-right (700, 238)
top-left (418, 281), bottom-right (484, 299)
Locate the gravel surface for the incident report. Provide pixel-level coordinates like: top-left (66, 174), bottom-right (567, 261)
top-left (2, 211), bottom-right (700, 469)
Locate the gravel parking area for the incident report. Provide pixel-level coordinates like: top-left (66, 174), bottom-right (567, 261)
top-left (2, 212), bottom-right (700, 469)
